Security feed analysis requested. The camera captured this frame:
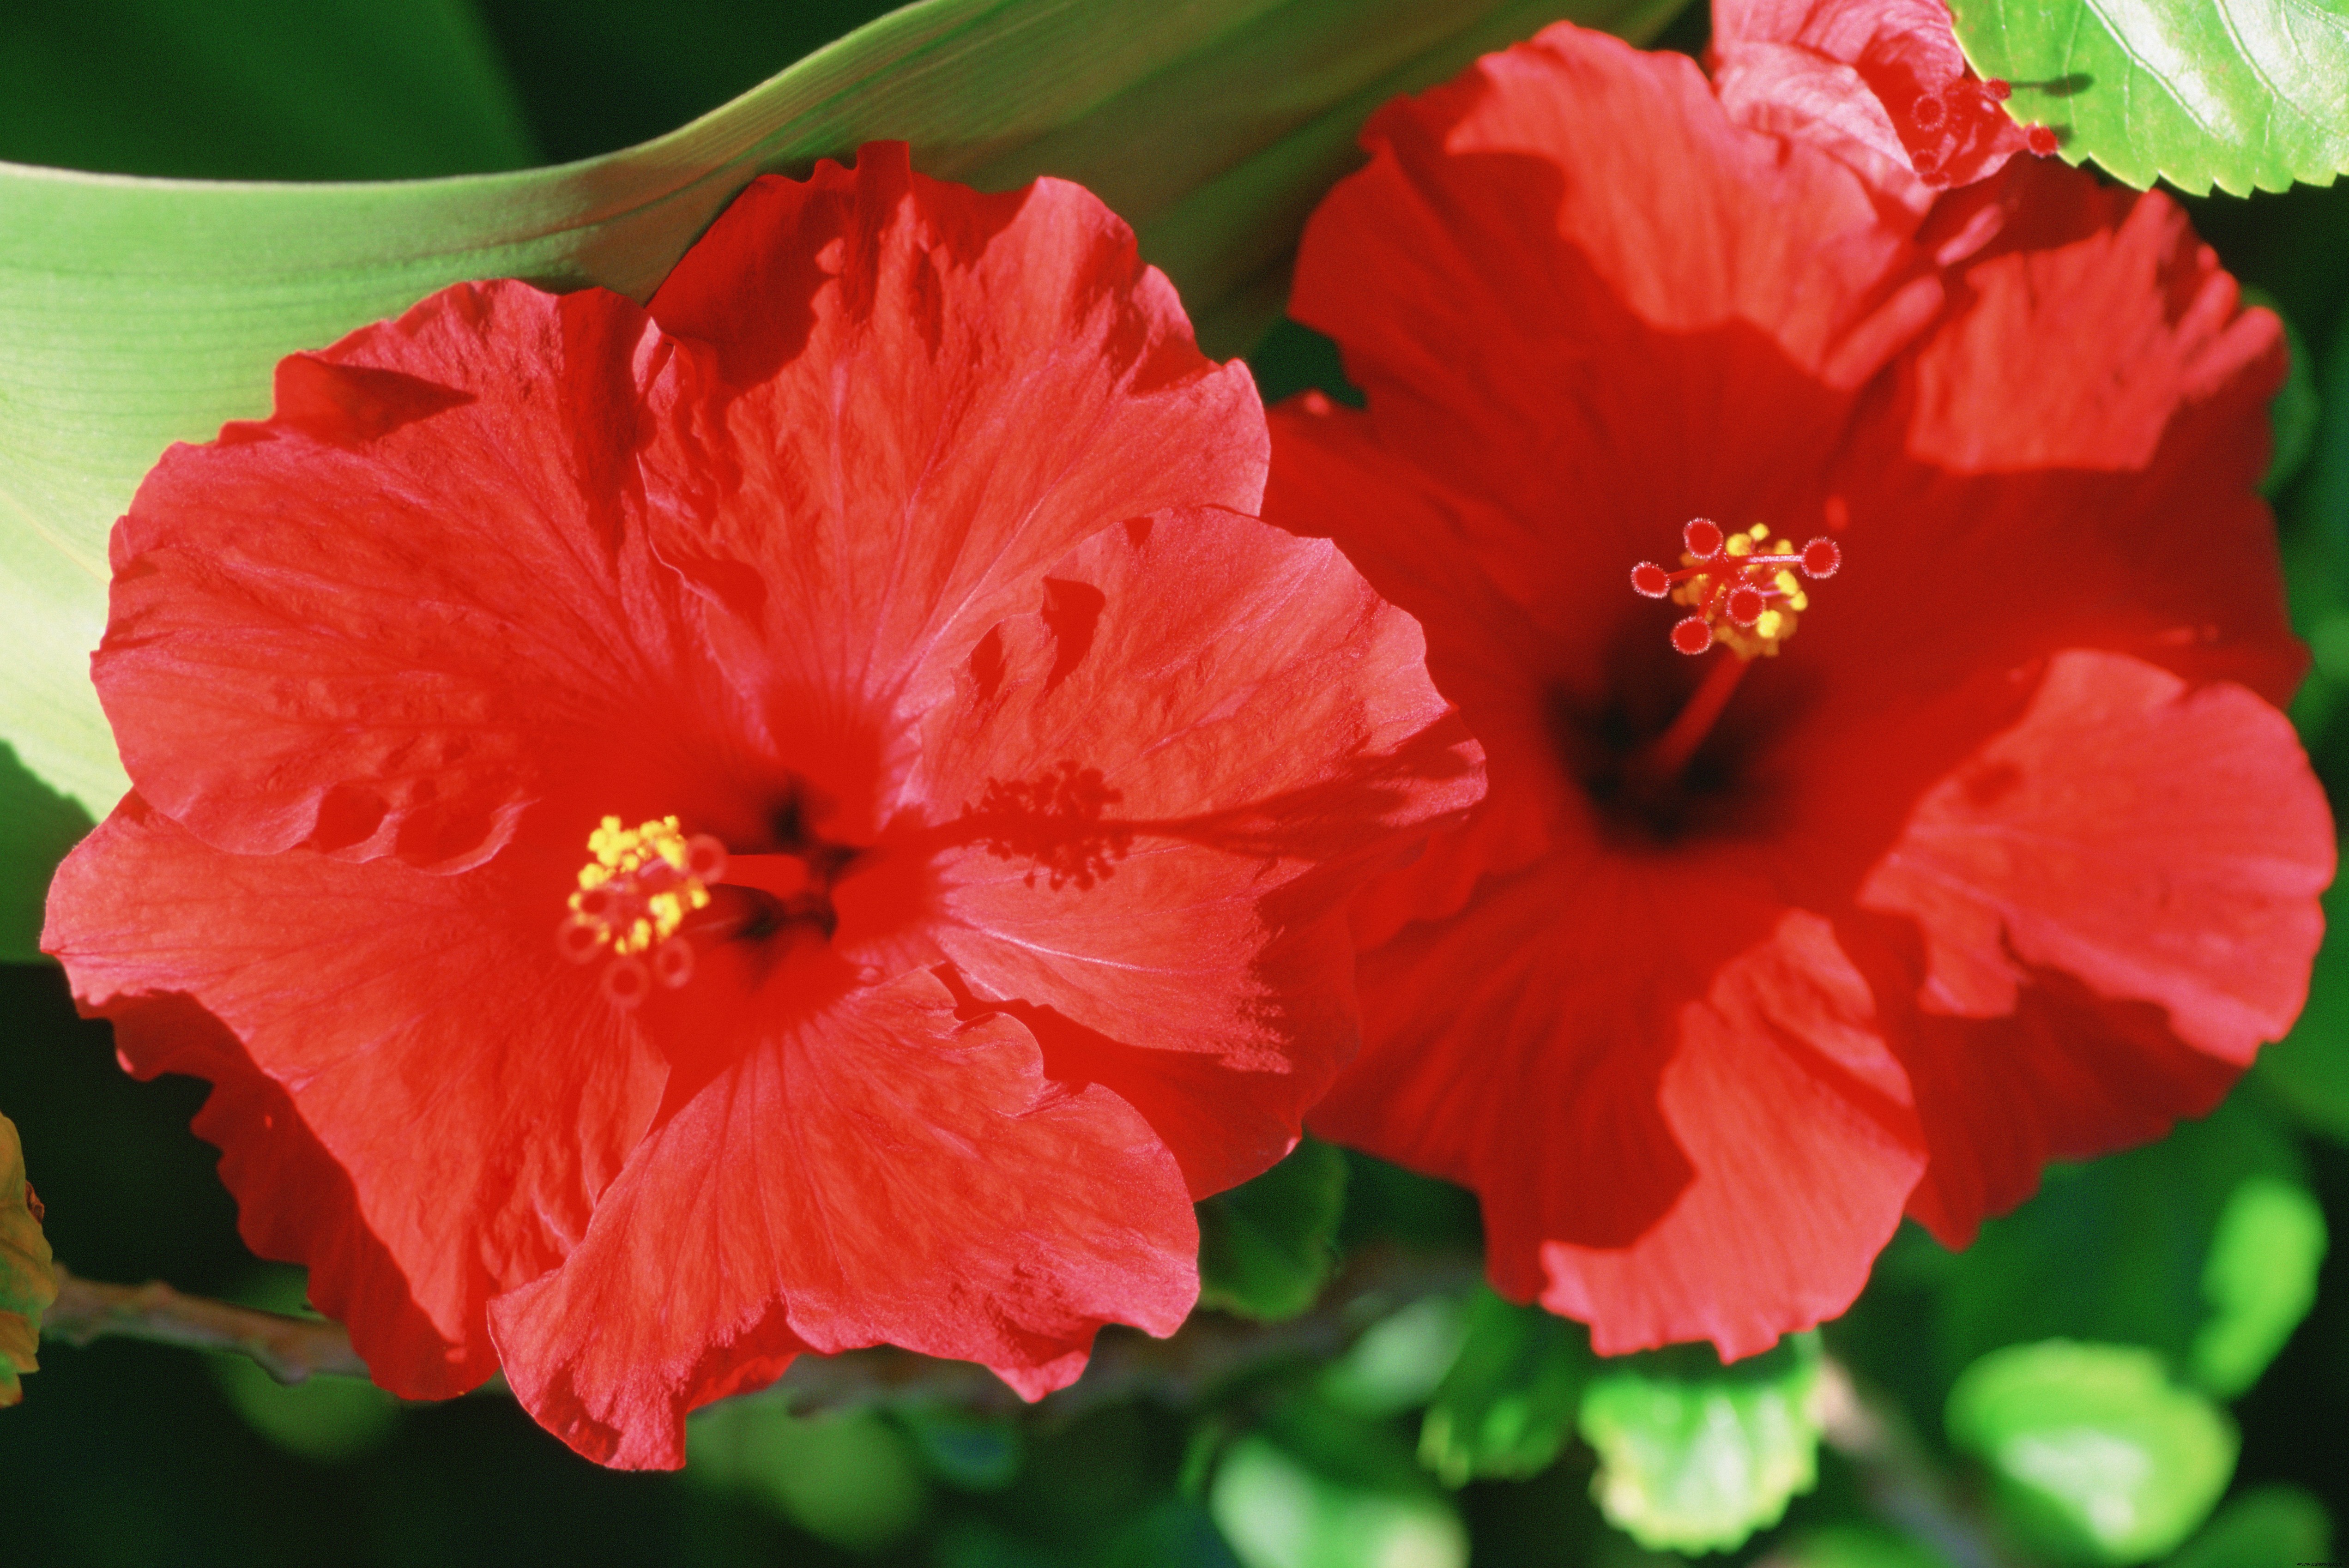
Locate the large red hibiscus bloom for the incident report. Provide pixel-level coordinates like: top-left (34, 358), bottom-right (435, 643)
top-left (1266, 25), bottom-right (2332, 1358)
top-left (42, 145), bottom-right (1482, 1464)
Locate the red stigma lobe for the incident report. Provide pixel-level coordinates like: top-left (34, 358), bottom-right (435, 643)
top-left (1630, 519), bottom-right (1842, 658)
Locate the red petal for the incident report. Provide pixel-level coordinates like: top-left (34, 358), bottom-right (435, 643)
top-left (489, 966), bottom-right (1196, 1468)
top-left (42, 796), bottom-right (665, 1396)
top-left (1314, 856), bottom-right (1925, 1357)
top-left (873, 502), bottom-right (1482, 1194)
top-left (1265, 398), bottom-right (1585, 946)
top-left (1856, 651), bottom-right (2331, 1237)
top-left (1712, 0), bottom-right (2035, 201)
top-left (638, 145), bottom-right (1266, 780)
top-left (1541, 911), bottom-right (1925, 1357)
top-left (1288, 22), bottom-right (1936, 552)
top-left (98, 282), bottom-right (690, 870)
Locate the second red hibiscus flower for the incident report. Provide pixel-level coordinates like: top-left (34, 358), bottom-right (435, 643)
top-left (1268, 22), bottom-right (2332, 1359)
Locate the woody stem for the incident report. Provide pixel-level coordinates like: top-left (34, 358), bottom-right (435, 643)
top-left (1631, 651), bottom-right (1749, 785)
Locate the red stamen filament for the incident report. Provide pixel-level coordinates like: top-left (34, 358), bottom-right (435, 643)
top-left (1630, 652), bottom-right (1749, 786)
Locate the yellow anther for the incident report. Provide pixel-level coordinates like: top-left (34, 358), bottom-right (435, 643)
top-left (1727, 534), bottom-right (1754, 557)
top-left (1755, 609), bottom-right (1786, 641)
top-left (563, 815), bottom-right (717, 958)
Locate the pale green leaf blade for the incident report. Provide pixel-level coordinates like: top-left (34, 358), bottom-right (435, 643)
top-left (1576, 1332), bottom-right (1824, 1555)
top-left (1947, 0), bottom-right (2349, 196)
top-left (0, 0), bottom-right (1679, 863)
top-left (0, 1111), bottom-right (58, 1407)
top-left (1946, 1341), bottom-right (2238, 1566)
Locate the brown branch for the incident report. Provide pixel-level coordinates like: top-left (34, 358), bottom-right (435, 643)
top-left (38, 1246), bottom-right (1478, 1407)
top-left (42, 1266), bottom-right (369, 1384)
top-left (779, 1246), bottom-right (1481, 1419)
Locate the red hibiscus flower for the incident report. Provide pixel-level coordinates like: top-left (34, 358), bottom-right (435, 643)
top-left (41, 144), bottom-right (1483, 1465)
top-left (1265, 25), bottom-right (2332, 1358)
top-left (1711, 0), bottom-right (2054, 209)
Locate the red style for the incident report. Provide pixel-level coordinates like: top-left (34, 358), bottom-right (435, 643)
top-left (43, 145), bottom-right (1482, 1465)
top-left (1268, 27), bottom-right (2331, 1359)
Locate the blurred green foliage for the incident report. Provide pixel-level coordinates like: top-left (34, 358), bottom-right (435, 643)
top-left (1577, 1334), bottom-right (1824, 1554)
top-left (1419, 1288), bottom-right (1589, 1486)
top-left (1198, 1139), bottom-right (1349, 1321)
top-left (1947, 1342), bottom-right (2239, 1566)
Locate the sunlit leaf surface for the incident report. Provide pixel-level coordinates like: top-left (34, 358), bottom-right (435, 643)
top-left (1947, 0), bottom-right (2349, 196)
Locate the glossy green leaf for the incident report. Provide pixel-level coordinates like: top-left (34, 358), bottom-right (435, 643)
top-left (1576, 1332), bottom-right (1824, 1555)
top-left (2162, 1486), bottom-right (2332, 1568)
top-left (1938, 1092), bottom-right (2325, 1399)
top-left (0, 0), bottom-right (1681, 930)
top-left (0, 1110), bottom-right (57, 1407)
top-left (1946, 1341), bottom-right (2238, 1566)
top-left (1419, 1288), bottom-right (1589, 1486)
top-left (1, 0), bottom-right (538, 181)
top-left (1198, 1138), bottom-right (1347, 1321)
top-left (1947, 0), bottom-right (2349, 196)
top-left (1209, 1401), bottom-right (1467, 1568)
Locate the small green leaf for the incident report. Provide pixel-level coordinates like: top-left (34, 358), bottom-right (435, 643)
top-left (2257, 864), bottom-right (2349, 1143)
top-left (1778, 1525), bottom-right (1958, 1568)
top-left (1100, 1498), bottom-right (1247, 1568)
top-left (1938, 1092), bottom-right (2325, 1399)
top-left (2161, 1486), bottom-right (2331, 1568)
top-left (1947, 1341), bottom-right (2238, 1567)
top-left (895, 1403), bottom-right (1026, 1492)
top-left (1947, 0), bottom-right (2349, 196)
top-left (687, 1399), bottom-right (932, 1551)
top-left (0, 1111), bottom-right (57, 1407)
top-left (1418, 1288), bottom-right (1589, 1486)
top-left (1576, 1333), bottom-right (1824, 1555)
top-left (2247, 288), bottom-right (2321, 499)
top-left (2189, 1175), bottom-right (2326, 1396)
top-left (1197, 1138), bottom-right (1347, 1321)
top-left (209, 1355), bottom-right (402, 1463)
top-left (1318, 1291), bottom-right (1469, 1419)
top-left (1209, 1402), bottom-right (1467, 1568)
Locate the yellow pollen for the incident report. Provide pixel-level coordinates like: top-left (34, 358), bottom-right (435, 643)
top-left (565, 814), bottom-right (715, 957)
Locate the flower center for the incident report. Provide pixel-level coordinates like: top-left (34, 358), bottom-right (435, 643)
top-left (1630, 519), bottom-right (1839, 660)
top-left (557, 815), bottom-right (727, 1007)
top-left (1623, 519), bottom-right (1842, 789)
